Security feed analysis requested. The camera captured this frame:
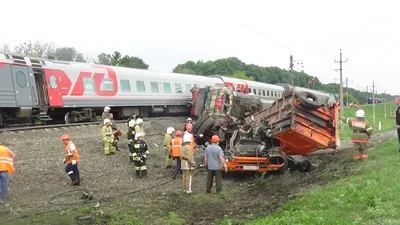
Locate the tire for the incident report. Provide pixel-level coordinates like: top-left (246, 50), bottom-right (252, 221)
top-left (197, 117), bottom-right (215, 136)
top-left (298, 91), bottom-right (322, 110)
top-left (271, 151), bottom-right (289, 175)
top-left (192, 115), bottom-right (209, 134)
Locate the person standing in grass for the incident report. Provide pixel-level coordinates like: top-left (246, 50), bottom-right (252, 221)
top-left (0, 144), bottom-right (16, 204)
top-left (395, 97), bottom-right (400, 152)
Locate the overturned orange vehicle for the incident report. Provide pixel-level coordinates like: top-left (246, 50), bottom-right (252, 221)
top-left (191, 86), bottom-right (339, 174)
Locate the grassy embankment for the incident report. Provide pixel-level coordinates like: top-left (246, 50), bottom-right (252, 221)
top-left (339, 103), bottom-right (397, 140)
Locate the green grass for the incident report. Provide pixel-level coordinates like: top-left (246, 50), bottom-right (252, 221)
top-left (248, 138), bottom-right (400, 225)
top-left (340, 103), bottom-right (397, 140)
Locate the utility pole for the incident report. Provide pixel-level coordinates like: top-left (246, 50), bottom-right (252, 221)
top-left (289, 55), bottom-right (294, 87)
top-left (384, 90), bottom-right (387, 118)
top-left (346, 78), bottom-right (349, 106)
top-left (366, 86), bottom-right (368, 104)
top-left (371, 81), bottom-right (377, 124)
top-left (334, 49), bottom-right (347, 132)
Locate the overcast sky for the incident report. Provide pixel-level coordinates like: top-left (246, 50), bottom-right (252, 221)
top-left (1, 0), bottom-right (398, 95)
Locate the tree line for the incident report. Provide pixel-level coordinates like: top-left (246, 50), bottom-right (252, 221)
top-left (0, 41), bottom-right (396, 103)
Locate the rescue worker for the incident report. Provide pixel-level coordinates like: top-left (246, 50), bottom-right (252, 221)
top-left (183, 118), bottom-right (192, 132)
top-left (180, 133), bottom-right (196, 194)
top-left (132, 132), bottom-right (150, 177)
top-left (127, 113), bottom-right (137, 127)
top-left (127, 120), bottom-right (136, 162)
top-left (171, 130), bottom-right (183, 179)
top-left (164, 127), bottom-right (175, 169)
top-left (204, 135), bottom-right (228, 194)
top-left (135, 118), bottom-right (145, 137)
top-left (101, 118), bottom-right (116, 155)
top-left (102, 106), bottom-right (111, 123)
top-left (109, 113), bottom-right (122, 151)
top-left (341, 109), bottom-right (373, 160)
top-left (396, 97), bottom-right (400, 152)
top-left (61, 134), bottom-right (80, 186)
top-left (184, 123), bottom-right (197, 151)
top-left (0, 144), bottom-right (15, 204)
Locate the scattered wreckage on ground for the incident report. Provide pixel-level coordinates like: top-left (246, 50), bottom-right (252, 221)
top-left (189, 85), bottom-right (339, 175)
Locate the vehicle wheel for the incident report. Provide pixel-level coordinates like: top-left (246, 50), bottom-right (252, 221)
top-left (197, 117), bottom-right (215, 136)
top-left (91, 112), bottom-right (97, 122)
top-left (64, 112), bottom-right (71, 124)
top-left (298, 91), bottom-right (322, 110)
top-left (274, 151), bottom-right (289, 175)
top-left (192, 115), bottom-right (209, 134)
top-left (0, 113), bottom-right (3, 128)
top-left (298, 159), bottom-right (312, 172)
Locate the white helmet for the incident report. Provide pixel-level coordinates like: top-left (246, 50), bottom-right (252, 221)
top-left (128, 120), bottom-right (136, 128)
top-left (136, 118), bottom-right (143, 124)
top-left (183, 133), bottom-right (193, 143)
top-left (166, 127), bottom-right (175, 134)
top-left (356, 109), bottom-right (365, 118)
top-left (135, 132), bottom-right (143, 140)
top-left (187, 118), bottom-right (192, 121)
top-left (103, 118), bottom-right (111, 125)
top-left (104, 106), bottom-right (111, 112)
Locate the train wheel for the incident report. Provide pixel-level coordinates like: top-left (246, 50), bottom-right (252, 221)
top-left (64, 112), bottom-right (71, 124)
top-left (0, 113), bottom-right (3, 128)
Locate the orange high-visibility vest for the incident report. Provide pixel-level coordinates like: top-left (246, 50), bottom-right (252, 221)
top-left (0, 146), bottom-right (14, 173)
top-left (65, 141), bottom-right (80, 164)
top-left (171, 137), bottom-right (183, 158)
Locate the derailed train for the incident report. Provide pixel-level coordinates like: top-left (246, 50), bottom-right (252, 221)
top-left (0, 53), bottom-right (285, 126)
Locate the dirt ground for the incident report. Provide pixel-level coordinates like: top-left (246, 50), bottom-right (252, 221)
top-left (0, 118), bottom-right (397, 225)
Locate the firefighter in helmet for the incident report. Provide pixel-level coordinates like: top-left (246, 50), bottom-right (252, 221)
top-left (135, 118), bottom-right (145, 137)
top-left (341, 109), bottom-right (373, 160)
top-left (132, 132), bottom-right (149, 177)
top-left (102, 106), bottom-right (111, 123)
top-left (180, 133), bottom-right (196, 194)
top-left (164, 127), bottom-right (175, 169)
top-left (127, 120), bottom-right (137, 162)
top-left (101, 118), bottom-right (116, 155)
top-left (61, 134), bottom-right (81, 185)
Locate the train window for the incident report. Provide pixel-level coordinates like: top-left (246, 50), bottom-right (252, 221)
top-left (151, 82), bottom-right (159, 93)
top-left (248, 88), bottom-right (252, 93)
top-left (175, 83), bottom-right (182, 93)
top-left (258, 89), bottom-right (261, 95)
top-left (185, 84), bottom-right (191, 93)
top-left (49, 76), bottom-right (58, 89)
top-left (237, 84), bottom-right (241, 93)
top-left (262, 90), bottom-right (265, 96)
top-left (274, 91), bottom-right (277, 97)
top-left (101, 79), bottom-right (114, 91)
top-left (120, 80), bottom-right (131, 92)
top-left (16, 71), bottom-right (27, 87)
top-left (83, 77), bottom-right (94, 91)
top-left (267, 90), bottom-right (270, 96)
top-left (136, 81), bottom-right (145, 92)
top-left (163, 83), bottom-right (171, 93)
top-left (253, 89), bottom-right (256, 95)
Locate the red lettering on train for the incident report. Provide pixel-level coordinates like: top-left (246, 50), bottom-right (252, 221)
top-left (70, 72), bottom-right (92, 96)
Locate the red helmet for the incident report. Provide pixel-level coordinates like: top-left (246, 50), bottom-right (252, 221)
top-left (61, 134), bottom-right (70, 141)
top-left (186, 123), bottom-right (193, 131)
top-left (175, 130), bottom-right (182, 137)
top-left (211, 135), bottom-right (220, 143)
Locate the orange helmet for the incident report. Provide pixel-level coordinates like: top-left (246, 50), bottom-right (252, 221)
top-left (186, 123), bottom-right (193, 131)
top-left (175, 130), bottom-right (182, 136)
top-left (61, 134), bottom-right (70, 141)
top-left (211, 135), bottom-right (220, 143)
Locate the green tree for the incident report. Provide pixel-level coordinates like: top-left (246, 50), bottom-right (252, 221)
top-left (229, 71), bottom-right (254, 81)
top-left (97, 51), bottom-right (149, 69)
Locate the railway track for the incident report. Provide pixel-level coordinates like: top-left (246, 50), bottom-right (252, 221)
top-left (0, 116), bottom-right (187, 133)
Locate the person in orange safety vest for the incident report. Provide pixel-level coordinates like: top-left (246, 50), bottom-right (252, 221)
top-left (171, 130), bottom-right (183, 179)
top-left (61, 134), bottom-right (81, 185)
top-left (0, 144), bottom-right (15, 204)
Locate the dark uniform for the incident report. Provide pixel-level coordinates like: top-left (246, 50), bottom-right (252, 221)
top-left (341, 117), bottom-right (373, 160)
top-left (132, 139), bottom-right (149, 177)
top-left (396, 105), bottom-right (400, 151)
top-left (127, 126), bottom-right (136, 162)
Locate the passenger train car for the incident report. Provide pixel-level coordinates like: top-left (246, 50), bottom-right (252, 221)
top-left (0, 53), bottom-right (284, 126)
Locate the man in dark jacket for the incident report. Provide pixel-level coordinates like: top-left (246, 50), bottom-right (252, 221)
top-left (396, 98), bottom-right (400, 152)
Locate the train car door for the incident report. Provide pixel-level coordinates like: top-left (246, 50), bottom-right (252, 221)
top-left (10, 65), bottom-right (34, 106)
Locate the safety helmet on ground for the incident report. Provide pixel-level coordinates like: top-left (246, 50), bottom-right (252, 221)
top-left (175, 130), bottom-right (182, 137)
top-left (186, 123), bottom-right (193, 131)
top-left (136, 118), bottom-right (143, 124)
top-left (211, 135), bottom-right (220, 143)
top-left (104, 106), bottom-right (111, 111)
top-left (104, 118), bottom-right (111, 125)
top-left (128, 120), bottom-right (136, 127)
top-left (187, 118), bottom-right (192, 121)
top-left (166, 127), bottom-right (175, 134)
top-left (135, 132), bottom-right (143, 140)
top-left (183, 133), bottom-right (192, 143)
top-left (356, 109), bottom-right (365, 118)
top-left (61, 134), bottom-right (70, 141)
